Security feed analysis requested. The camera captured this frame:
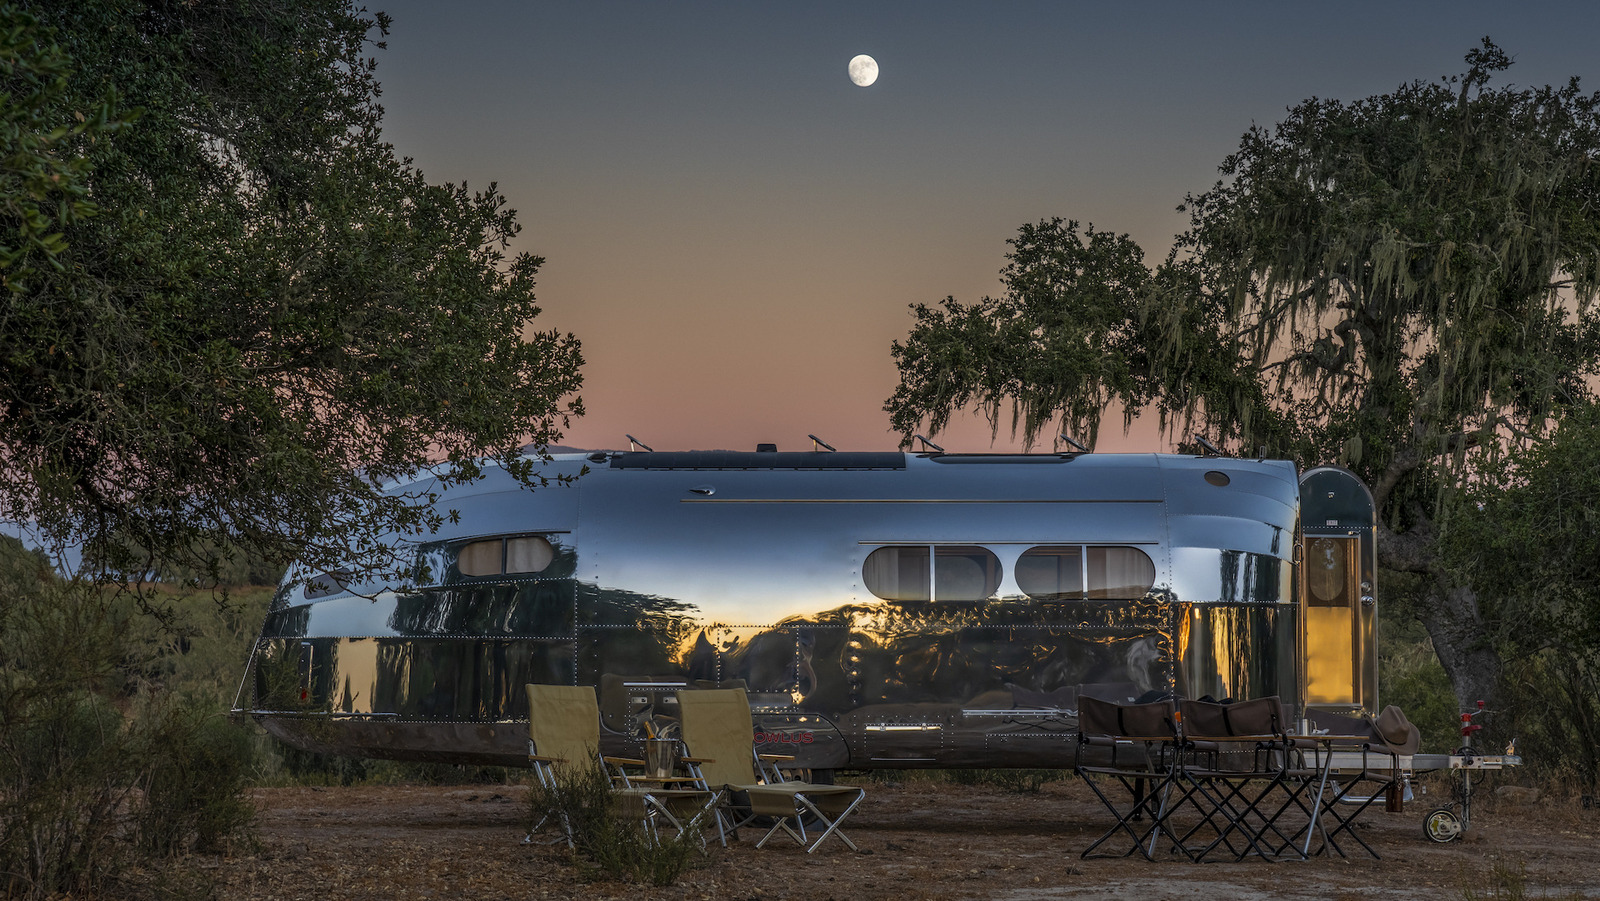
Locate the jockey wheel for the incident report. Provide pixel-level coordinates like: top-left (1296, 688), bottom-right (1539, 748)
top-left (1423, 807), bottom-right (1462, 843)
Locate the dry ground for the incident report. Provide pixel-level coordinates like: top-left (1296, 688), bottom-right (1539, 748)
top-left (204, 776), bottom-right (1600, 901)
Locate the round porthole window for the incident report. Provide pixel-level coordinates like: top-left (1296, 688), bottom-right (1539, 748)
top-left (1204, 470), bottom-right (1231, 487)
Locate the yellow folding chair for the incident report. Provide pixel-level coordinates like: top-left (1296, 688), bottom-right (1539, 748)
top-left (526, 684), bottom-right (722, 847)
top-left (676, 688), bottom-right (865, 853)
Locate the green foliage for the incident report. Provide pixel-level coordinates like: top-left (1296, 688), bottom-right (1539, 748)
top-left (528, 761), bottom-right (708, 887)
top-left (1443, 402), bottom-right (1600, 785)
top-left (892, 39), bottom-right (1600, 474)
top-left (0, 538), bottom-right (258, 899)
top-left (0, 2), bottom-right (583, 584)
top-left (149, 538), bottom-right (289, 591)
top-left (132, 702), bottom-right (258, 856)
top-left (1446, 402), bottom-right (1600, 658)
top-left (1497, 653), bottom-right (1600, 789)
top-left (0, 4), bottom-right (132, 291)
top-left (889, 220), bottom-right (1159, 446)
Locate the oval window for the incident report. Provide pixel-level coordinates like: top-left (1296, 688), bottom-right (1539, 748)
top-left (457, 540), bottom-right (504, 576)
top-left (1307, 537), bottom-right (1349, 606)
top-left (935, 546), bottom-right (1002, 601)
top-left (458, 535), bottom-right (557, 577)
top-left (1018, 545), bottom-right (1156, 601)
top-left (1086, 546), bottom-right (1156, 599)
top-left (863, 546), bottom-right (930, 601)
top-left (505, 536), bottom-right (555, 574)
top-left (864, 545), bottom-right (1001, 601)
top-left (1016, 546), bottom-right (1085, 601)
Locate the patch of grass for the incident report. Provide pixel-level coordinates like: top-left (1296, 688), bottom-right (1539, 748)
top-left (864, 767), bottom-right (1065, 793)
top-left (946, 768), bottom-right (1064, 793)
top-left (1460, 860), bottom-right (1585, 901)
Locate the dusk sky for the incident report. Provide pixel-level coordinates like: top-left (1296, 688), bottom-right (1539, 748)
top-left (372, 1), bottom-right (1599, 455)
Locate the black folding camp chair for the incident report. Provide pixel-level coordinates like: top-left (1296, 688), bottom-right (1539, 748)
top-left (1074, 695), bottom-right (1180, 860)
top-left (1169, 696), bottom-right (1299, 862)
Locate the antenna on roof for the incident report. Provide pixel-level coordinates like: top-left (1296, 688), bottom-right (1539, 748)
top-left (913, 434), bottom-right (944, 453)
top-left (1059, 433), bottom-right (1089, 454)
top-left (1193, 434), bottom-right (1223, 456)
top-left (626, 434), bottom-right (654, 452)
top-left (809, 434), bottom-right (837, 452)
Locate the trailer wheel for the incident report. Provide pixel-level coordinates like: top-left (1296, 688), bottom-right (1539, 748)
top-left (1424, 807), bottom-right (1462, 843)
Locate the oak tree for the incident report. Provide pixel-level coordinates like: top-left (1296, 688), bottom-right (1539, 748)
top-left (0, 2), bottom-right (583, 580)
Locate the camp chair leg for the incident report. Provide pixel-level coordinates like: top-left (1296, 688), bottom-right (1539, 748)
top-left (751, 791), bottom-right (864, 853)
top-left (755, 817), bottom-right (807, 849)
top-left (1078, 769), bottom-right (1169, 861)
top-left (639, 789), bottom-right (728, 849)
top-left (523, 813), bottom-right (571, 846)
top-left (796, 791), bottom-right (862, 853)
top-left (1261, 768), bottom-right (1342, 860)
top-left (1316, 776), bottom-right (1388, 859)
top-left (1164, 774), bottom-right (1249, 861)
top-left (705, 790), bottom-right (728, 848)
top-left (1177, 774), bottom-right (1279, 862)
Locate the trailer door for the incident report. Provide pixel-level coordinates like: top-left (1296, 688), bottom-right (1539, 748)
top-left (1299, 466), bottom-right (1378, 716)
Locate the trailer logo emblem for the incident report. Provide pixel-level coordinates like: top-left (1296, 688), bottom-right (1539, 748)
top-left (754, 730), bottom-right (815, 744)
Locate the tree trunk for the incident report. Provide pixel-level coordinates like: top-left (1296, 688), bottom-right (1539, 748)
top-left (1377, 520), bottom-right (1503, 742)
top-left (1416, 581), bottom-right (1501, 746)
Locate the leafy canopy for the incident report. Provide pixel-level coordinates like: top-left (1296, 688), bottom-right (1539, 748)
top-left (890, 39), bottom-right (1600, 499)
top-left (0, 2), bottom-right (583, 579)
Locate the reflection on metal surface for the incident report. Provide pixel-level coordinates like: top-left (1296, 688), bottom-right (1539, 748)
top-left (240, 452), bottom-right (1361, 769)
top-left (1177, 602), bottom-right (1297, 702)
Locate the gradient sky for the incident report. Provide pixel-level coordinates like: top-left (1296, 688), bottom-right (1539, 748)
top-left (371, 1), bottom-right (1599, 454)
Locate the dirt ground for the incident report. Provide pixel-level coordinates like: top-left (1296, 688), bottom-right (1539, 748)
top-left (204, 776), bottom-right (1600, 901)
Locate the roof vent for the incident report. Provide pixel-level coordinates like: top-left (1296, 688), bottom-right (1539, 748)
top-left (756, 443), bottom-right (778, 453)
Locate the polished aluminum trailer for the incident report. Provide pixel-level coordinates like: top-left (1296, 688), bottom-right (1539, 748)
top-left (239, 450), bottom-right (1378, 770)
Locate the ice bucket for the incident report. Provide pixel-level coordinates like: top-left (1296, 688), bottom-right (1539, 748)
top-left (645, 738), bottom-right (678, 779)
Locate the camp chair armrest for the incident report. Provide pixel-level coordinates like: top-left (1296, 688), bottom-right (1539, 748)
top-left (758, 753), bottom-right (797, 762)
top-left (602, 756), bottom-right (646, 767)
top-left (625, 775), bottom-right (703, 785)
top-left (680, 756), bottom-right (714, 764)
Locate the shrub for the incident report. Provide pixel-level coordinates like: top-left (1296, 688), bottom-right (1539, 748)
top-left (0, 539), bottom-right (258, 899)
top-left (133, 702), bottom-right (259, 856)
top-left (527, 761), bottom-right (708, 886)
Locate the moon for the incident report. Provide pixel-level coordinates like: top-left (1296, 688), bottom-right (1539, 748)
top-left (848, 54), bottom-right (879, 87)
